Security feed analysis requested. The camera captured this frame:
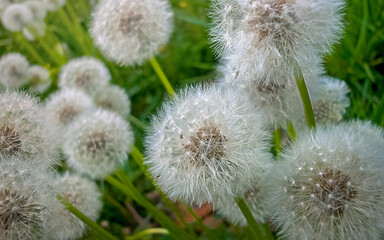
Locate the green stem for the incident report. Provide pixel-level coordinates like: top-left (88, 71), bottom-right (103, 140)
top-left (185, 205), bottom-right (221, 240)
top-left (105, 174), bottom-right (194, 240)
top-left (57, 195), bottom-right (117, 240)
top-left (149, 57), bottom-right (175, 97)
top-left (296, 74), bottom-right (316, 129)
top-left (286, 120), bottom-right (297, 141)
top-left (130, 146), bottom-right (147, 174)
top-left (127, 114), bottom-right (147, 130)
top-left (235, 198), bottom-right (264, 240)
top-left (125, 228), bottom-right (169, 240)
top-left (273, 129), bottom-right (281, 155)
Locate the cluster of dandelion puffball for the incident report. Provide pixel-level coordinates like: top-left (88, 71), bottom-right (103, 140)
top-left (0, 0), bottom-right (65, 40)
top-left (0, 52), bottom-right (51, 93)
top-left (142, 0), bottom-right (384, 239)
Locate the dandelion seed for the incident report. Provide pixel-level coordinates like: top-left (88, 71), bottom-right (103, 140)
top-left (63, 109), bottom-right (134, 179)
top-left (59, 57), bottom-right (111, 96)
top-left (1, 3), bottom-right (34, 31)
top-left (90, 0), bottom-right (173, 66)
top-left (0, 52), bottom-right (29, 89)
top-left (27, 65), bottom-right (51, 94)
top-left (25, 1), bottom-right (47, 21)
top-left (22, 21), bottom-right (46, 41)
top-left (268, 121), bottom-right (384, 240)
top-left (93, 85), bottom-right (131, 118)
top-left (44, 88), bottom-right (95, 133)
top-left (47, 173), bottom-right (102, 240)
top-left (145, 85), bottom-right (272, 207)
top-left (42, 0), bottom-right (66, 12)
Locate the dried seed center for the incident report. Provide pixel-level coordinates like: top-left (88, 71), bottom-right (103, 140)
top-left (0, 126), bottom-right (21, 154)
top-left (75, 72), bottom-right (91, 87)
top-left (119, 11), bottom-right (144, 35)
top-left (57, 105), bottom-right (80, 125)
top-left (312, 168), bottom-right (357, 217)
top-left (312, 101), bottom-right (332, 123)
top-left (86, 131), bottom-right (107, 153)
top-left (97, 100), bottom-right (114, 110)
top-left (0, 188), bottom-right (44, 231)
top-left (245, 0), bottom-right (296, 42)
top-left (183, 126), bottom-right (228, 165)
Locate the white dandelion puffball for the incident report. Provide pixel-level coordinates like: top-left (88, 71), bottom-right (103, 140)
top-left (59, 57), bottom-right (111, 96)
top-left (1, 3), bottom-right (34, 31)
top-left (269, 121), bottom-right (384, 240)
top-left (90, 0), bottom-right (174, 66)
top-left (27, 65), bottom-right (51, 94)
top-left (47, 173), bottom-right (102, 240)
top-left (0, 90), bottom-right (55, 163)
top-left (63, 109), bottom-right (134, 179)
top-left (0, 52), bottom-right (30, 89)
top-left (93, 85), bottom-right (131, 118)
top-left (210, 0), bottom-right (344, 85)
top-left (288, 76), bottom-right (350, 132)
top-left (0, 159), bottom-right (57, 240)
top-left (25, 1), bottom-right (47, 21)
top-left (145, 85), bottom-right (273, 207)
top-left (44, 88), bottom-right (95, 133)
top-left (214, 172), bottom-right (271, 226)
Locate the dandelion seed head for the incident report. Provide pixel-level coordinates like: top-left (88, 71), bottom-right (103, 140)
top-left (1, 3), bottom-right (34, 31)
top-left (42, 0), bottom-right (65, 12)
top-left (63, 109), bottom-right (134, 179)
top-left (44, 88), bottom-right (95, 134)
top-left (268, 121), bottom-right (384, 240)
top-left (93, 85), bottom-right (131, 118)
top-left (47, 173), bottom-right (102, 240)
top-left (25, 1), bottom-right (47, 21)
top-left (0, 91), bottom-right (56, 164)
top-left (59, 57), bottom-right (110, 96)
top-left (145, 85), bottom-right (272, 207)
top-left (0, 52), bottom-right (29, 89)
top-left (90, 0), bottom-right (173, 66)
top-left (22, 21), bottom-right (46, 41)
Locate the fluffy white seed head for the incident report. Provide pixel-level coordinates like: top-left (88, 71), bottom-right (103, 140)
top-left (44, 88), bottom-right (95, 134)
top-left (59, 57), bottom-right (111, 96)
top-left (214, 171), bottom-right (270, 226)
top-left (0, 158), bottom-right (57, 240)
top-left (1, 3), bottom-right (34, 31)
top-left (27, 65), bottom-right (51, 94)
top-left (25, 1), bottom-right (47, 21)
top-left (268, 121), bottom-right (384, 240)
top-left (145, 85), bottom-right (273, 207)
top-left (288, 76), bottom-right (350, 133)
top-left (0, 52), bottom-right (30, 89)
top-left (93, 85), bottom-right (131, 118)
top-left (0, 90), bottom-right (56, 164)
top-left (42, 0), bottom-right (65, 12)
top-left (211, 0), bottom-right (344, 86)
top-left (47, 173), bottom-right (102, 240)
top-left (90, 0), bottom-right (174, 66)
top-left (63, 109), bottom-right (134, 179)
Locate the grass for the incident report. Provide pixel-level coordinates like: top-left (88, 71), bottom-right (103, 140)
top-left (1, 0), bottom-right (383, 239)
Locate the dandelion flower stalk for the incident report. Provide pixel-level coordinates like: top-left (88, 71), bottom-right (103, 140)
top-left (149, 57), bottom-right (175, 97)
top-left (235, 197), bottom-right (266, 240)
top-left (296, 73), bottom-right (316, 129)
top-left (57, 195), bottom-right (117, 240)
top-left (125, 228), bottom-right (169, 240)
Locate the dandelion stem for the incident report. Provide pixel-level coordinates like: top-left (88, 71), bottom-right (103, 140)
top-left (127, 115), bottom-right (147, 130)
top-left (14, 33), bottom-right (45, 65)
top-left (57, 195), bottom-right (117, 240)
top-left (105, 173), bottom-right (194, 240)
top-left (125, 228), bottom-right (169, 240)
top-left (296, 73), bottom-right (316, 129)
top-left (185, 205), bottom-right (221, 240)
top-left (273, 129), bottom-right (281, 155)
top-left (130, 146), bottom-right (147, 174)
top-left (149, 57), bottom-right (175, 97)
top-left (235, 197), bottom-right (265, 240)
top-left (286, 120), bottom-right (297, 141)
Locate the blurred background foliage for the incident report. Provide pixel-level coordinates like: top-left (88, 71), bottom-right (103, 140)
top-left (0, 0), bottom-right (383, 239)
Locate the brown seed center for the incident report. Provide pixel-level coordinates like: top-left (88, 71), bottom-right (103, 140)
top-left (85, 131), bottom-right (107, 153)
top-left (183, 126), bottom-right (228, 166)
top-left (0, 126), bottom-right (21, 154)
top-left (311, 168), bottom-right (357, 217)
top-left (75, 72), bottom-right (91, 87)
top-left (57, 105), bottom-right (80, 125)
top-left (119, 11), bottom-right (144, 35)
